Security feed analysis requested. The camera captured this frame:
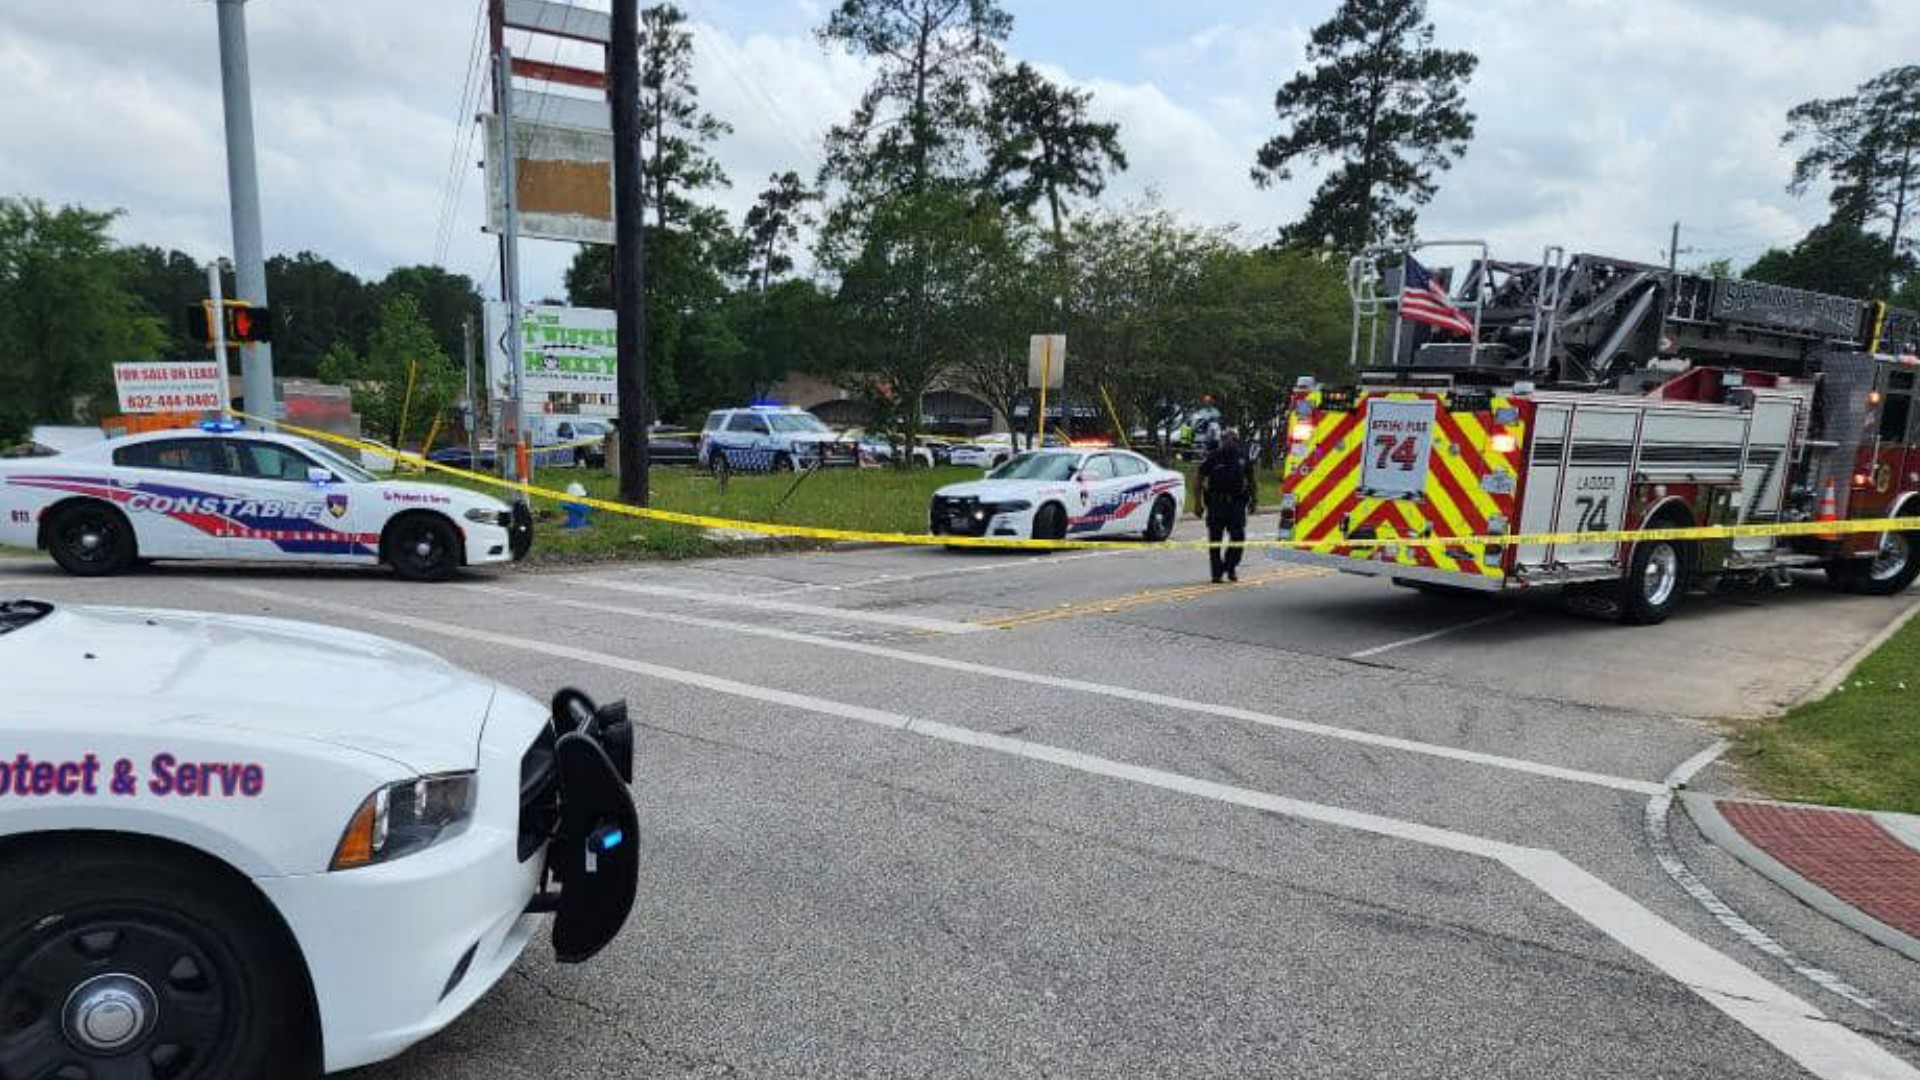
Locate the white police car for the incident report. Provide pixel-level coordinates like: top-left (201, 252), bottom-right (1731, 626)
top-left (930, 448), bottom-right (1185, 542)
top-left (0, 425), bottom-right (532, 581)
top-left (0, 597), bottom-right (639, 1077)
top-left (696, 406), bottom-right (853, 471)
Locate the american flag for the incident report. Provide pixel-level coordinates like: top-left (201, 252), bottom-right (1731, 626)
top-left (1399, 257), bottom-right (1475, 337)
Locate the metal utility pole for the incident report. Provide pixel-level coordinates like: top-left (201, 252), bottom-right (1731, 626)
top-left (610, 0), bottom-right (650, 505)
top-left (495, 45), bottom-right (528, 481)
top-left (215, 0), bottom-right (276, 425)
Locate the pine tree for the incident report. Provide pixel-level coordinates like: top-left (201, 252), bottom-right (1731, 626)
top-left (1251, 0), bottom-right (1477, 251)
top-left (641, 4), bottom-right (732, 231)
top-left (1784, 65), bottom-right (1920, 289)
top-left (983, 61), bottom-right (1127, 242)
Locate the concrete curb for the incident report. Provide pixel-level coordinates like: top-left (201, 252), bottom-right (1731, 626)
top-left (1792, 592), bottom-right (1920, 708)
top-left (1680, 792), bottom-right (1920, 964)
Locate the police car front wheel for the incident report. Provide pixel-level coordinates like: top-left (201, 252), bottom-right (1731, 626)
top-left (386, 513), bottom-right (461, 583)
top-left (0, 841), bottom-right (318, 1080)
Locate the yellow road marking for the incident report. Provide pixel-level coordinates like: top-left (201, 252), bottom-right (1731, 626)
top-left (976, 567), bottom-right (1331, 630)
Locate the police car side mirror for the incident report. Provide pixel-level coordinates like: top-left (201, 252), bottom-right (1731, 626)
top-left (307, 466), bottom-right (335, 485)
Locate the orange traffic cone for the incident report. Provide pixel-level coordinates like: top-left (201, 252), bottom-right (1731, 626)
top-left (1816, 479), bottom-right (1840, 540)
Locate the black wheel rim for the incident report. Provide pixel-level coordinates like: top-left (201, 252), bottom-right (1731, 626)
top-left (399, 526), bottom-right (451, 576)
top-left (56, 514), bottom-right (121, 568)
top-left (1150, 501), bottom-right (1173, 537)
top-left (0, 913), bottom-right (232, 1080)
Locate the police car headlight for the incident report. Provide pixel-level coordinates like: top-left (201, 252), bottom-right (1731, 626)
top-left (465, 507), bottom-right (510, 527)
top-left (330, 772), bottom-right (476, 871)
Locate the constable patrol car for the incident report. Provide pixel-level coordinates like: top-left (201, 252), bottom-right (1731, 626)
top-left (0, 425), bottom-right (532, 581)
top-left (0, 598), bottom-right (639, 1077)
top-left (930, 449), bottom-right (1185, 542)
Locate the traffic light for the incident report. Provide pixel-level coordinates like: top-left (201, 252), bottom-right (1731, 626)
top-left (187, 300), bottom-right (273, 345)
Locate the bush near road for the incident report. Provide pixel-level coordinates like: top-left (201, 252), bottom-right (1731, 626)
top-left (1733, 607), bottom-right (1920, 816)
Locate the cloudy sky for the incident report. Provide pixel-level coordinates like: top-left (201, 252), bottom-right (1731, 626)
top-left (2, 0), bottom-right (1915, 302)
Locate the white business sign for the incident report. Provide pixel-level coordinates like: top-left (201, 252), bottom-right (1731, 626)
top-left (485, 303), bottom-right (619, 398)
top-left (112, 361), bottom-right (226, 414)
top-left (1027, 334), bottom-right (1066, 389)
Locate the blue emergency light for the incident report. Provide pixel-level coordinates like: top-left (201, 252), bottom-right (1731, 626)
top-left (199, 419), bottom-right (245, 434)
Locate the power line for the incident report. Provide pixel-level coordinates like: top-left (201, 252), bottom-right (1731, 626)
top-left (432, 0), bottom-right (489, 267)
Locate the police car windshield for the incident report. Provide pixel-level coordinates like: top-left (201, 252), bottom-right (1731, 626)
top-left (0, 600), bottom-right (51, 636)
top-left (298, 441), bottom-right (378, 483)
top-left (766, 413), bottom-right (831, 434)
top-left (989, 452), bottom-right (1082, 481)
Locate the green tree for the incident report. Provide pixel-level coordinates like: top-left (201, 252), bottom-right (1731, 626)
top-left (742, 172), bottom-right (820, 291)
top-left (373, 265), bottom-right (483, 373)
top-left (816, 0), bottom-right (1012, 457)
top-left (266, 251), bottom-right (375, 377)
top-left (0, 199), bottom-right (162, 439)
top-left (983, 61), bottom-right (1127, 242)
top-left (831, 190), bottom-right (1014, 454)
top-left (948, 216), bottom-right (1050, 438)
top-left (1784, 65), bottom-right (1920, 279)
top-left (817, 0), bottom-right (1012, 198)
top-left (642, 3), bottom-right (732, 230)
top-left (316, 293), bottom-right (460, 446)
top-left (1744, 221), bottom-right (1909, 299)
top-left (122, 245), bottom-right (215, 362)
top-left (1251, 0), bottom-right (1477, 251)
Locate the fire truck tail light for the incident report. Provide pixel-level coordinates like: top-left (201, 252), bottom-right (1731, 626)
top-left (1868, 391), bottom-right (1884, 406)
top-left (1488, 433), bottom-right (1518, 455)
top-left (1853, 473), bottom-right (1870, 488)
top-left (1290, 421), bottom-right (1316, 443)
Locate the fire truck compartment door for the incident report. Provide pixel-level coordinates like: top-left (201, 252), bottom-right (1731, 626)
top-left (1517, 404), bottom-right (1635, 569)
top-left (1360, 398), bottom-right (1436, 499)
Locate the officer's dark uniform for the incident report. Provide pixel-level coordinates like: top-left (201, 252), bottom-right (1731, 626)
top-left (1196, 441), bottom-right (1252, 583)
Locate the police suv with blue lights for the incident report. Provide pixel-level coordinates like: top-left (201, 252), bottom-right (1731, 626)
top-left (930, 449), bottom-right (1185, 542)
top-left (0, 423), bottom-right (532, 581)
top-left (0, 597), bottom-right (639, 1077)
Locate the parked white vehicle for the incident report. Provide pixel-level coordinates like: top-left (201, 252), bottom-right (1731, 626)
top-left (929, 449), bottom-right (1185, 542)
top-left (0, 425), bottom-right (532, 581)
top-left (697, 406), bottom-right (853, 471)
top-left (0, 598), bottom-right (639, 1077)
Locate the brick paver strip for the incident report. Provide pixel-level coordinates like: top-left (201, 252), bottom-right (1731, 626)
top-left (1721, 802), bottom-right (1920, 939)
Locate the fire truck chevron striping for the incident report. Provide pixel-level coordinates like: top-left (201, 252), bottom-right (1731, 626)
top-left (1273, 242), bottom-right (1920, 624)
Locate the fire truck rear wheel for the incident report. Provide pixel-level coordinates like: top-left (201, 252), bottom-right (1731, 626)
top-left (1827, 530), bottom-right (1919, 596)
top-left (1619, 538), bottom-right (1689, 625)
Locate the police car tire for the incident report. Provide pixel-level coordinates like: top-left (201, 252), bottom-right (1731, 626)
top-left (0, 841), bottom-right (317, 1080)
top-left (774, 452), bottom-right (795, 472)
top-left (46, 501), bottom-right (136, 577)
top-left (386, 513), bottom-right (460, 583)
top-left (1033, 503), bottom-right (1069, 543)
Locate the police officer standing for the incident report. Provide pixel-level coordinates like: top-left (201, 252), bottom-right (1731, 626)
top-left (1195, 429), bottom-right (1252, 583)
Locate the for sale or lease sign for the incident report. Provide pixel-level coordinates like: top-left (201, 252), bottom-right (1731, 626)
top-left (113, 361), bottom-right (227, 414)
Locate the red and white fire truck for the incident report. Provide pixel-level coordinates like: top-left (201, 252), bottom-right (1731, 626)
top-left (1273, 242), bottom-right (1920, 623)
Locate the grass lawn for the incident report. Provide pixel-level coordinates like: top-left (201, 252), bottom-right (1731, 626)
top-left (427, 463), bottom-right (980, 562)
top-left (1731, 606), bottom-right (1920, 816)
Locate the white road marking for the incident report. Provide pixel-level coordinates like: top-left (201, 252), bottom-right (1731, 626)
top-left (205, 583), bottom-right (1920, 1080)
top-left (1666, 740), bottom-right (1732, 790)
top-left (474, 582), bottom-right (1666, 797)
top-left (1346, 611), bottom-right (1517, 660)
top-left (759, 548), bottom-right (1138, 596)
top-left (557, 578), bottom-right (987, 635)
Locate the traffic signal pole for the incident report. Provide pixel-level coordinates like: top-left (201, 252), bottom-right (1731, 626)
top-left (214, 0), bottom-right (276, 427)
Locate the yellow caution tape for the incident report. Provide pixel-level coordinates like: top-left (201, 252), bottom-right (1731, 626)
top-left (241, 413), bottom-right (1920, 554)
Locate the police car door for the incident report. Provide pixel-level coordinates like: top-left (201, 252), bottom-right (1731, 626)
top-left (105, 436), bottom-right (242, 559)
top-left (224, 439), bottom-right (364, 561)
top-left (1075, 453), bottom-right (1125, 534)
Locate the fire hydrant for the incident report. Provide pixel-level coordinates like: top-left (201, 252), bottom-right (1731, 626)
top-left (562, 482), bottom-right (592, 529)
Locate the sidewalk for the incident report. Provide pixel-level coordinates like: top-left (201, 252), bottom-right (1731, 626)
top-left (1684, 793), bottom-right (1920, 963)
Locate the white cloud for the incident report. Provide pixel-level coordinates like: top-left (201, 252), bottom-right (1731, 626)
top-left (2, 0), bottom-right (1916, 306)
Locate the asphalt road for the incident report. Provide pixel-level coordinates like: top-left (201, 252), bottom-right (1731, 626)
top-left (5, 526), bottom-right (1919, 1080)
